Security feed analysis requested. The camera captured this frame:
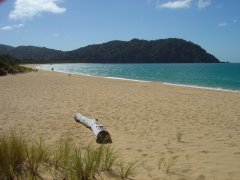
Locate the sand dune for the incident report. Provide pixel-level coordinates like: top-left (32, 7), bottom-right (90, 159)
top-left (0, 69), bottom-right (240, 179)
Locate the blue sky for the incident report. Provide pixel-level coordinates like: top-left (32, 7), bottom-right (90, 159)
top-left (0, 0), bottom-right (240, 62)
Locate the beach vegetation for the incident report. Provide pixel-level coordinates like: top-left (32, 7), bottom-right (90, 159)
top-left (0, 55), bottom-right (36, 76)
top-left (51, 137), bottom-right (72, 172)
top-left (116, 160), bottom-right (138, 179)
top-left (0, 133), bottom-right (137, 179)
top-left (158, 157), bottom-right (179, 178)
top-left (26, 137), bottom-right (51, 178)
top-left (0, 133), bottom-right (27, 179)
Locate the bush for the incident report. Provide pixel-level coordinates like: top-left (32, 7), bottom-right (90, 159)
top-left (0, 55), bottom-right (36, 76)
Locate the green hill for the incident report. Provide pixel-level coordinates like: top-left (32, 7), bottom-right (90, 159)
top-left (0, 38), bottom-right (220, 63)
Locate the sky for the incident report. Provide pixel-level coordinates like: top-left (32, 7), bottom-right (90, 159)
top-left (0, 0), bottom-right (240, 62)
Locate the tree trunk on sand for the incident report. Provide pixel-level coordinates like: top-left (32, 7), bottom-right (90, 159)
top-left (74, 113), bottom-right (112, 144)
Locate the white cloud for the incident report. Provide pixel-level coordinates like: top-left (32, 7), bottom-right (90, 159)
top-left (233, 19), bottom-right (238, 23)
top-left (1, 23), bottom-right (24, 30)
top-left (157, 0), bottom-right (192, 9)
top-left (218, 22), bottom-right (228, 27)
top-left (197, 0), bottom-right (211, 9)
top-left (9, 0), bottom-right (66, 20)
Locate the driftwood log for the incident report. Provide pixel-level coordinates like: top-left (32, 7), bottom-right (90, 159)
top-left (74, 113), bottom-right (112, 144)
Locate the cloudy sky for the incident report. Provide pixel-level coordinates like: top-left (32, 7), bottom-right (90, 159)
top-left (0, 0), bottom-right (239, 62)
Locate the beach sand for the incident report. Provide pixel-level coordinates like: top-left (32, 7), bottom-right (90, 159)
top-left (0, 68), bottom-right (240, 179)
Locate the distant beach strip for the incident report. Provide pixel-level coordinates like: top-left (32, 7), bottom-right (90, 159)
top-left (37, 63), bottom-right (240, 92)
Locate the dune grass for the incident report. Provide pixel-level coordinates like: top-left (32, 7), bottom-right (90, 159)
top-left (117, 160), bottom-right (138, 179)
top-left (157, 156), bottom-right (185, 180)
top-left (26, 137), bottom-right (51, 178)
top-left (0, 133), bottom-right (137, 180)
top-left (0, 133), bottom-right (27, 179)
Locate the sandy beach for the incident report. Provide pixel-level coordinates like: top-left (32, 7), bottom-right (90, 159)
top-left (0, 68), bottom-right (240, 180)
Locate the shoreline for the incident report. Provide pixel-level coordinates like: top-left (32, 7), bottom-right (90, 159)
top-left (36, 64), bottom-right (240, 93)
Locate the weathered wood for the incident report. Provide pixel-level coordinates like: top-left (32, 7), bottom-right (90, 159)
top-left (74, 113), bottom-right (112, 144)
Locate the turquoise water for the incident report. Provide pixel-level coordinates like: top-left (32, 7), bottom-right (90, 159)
top-left (38, 63), bottom-right (240, 92)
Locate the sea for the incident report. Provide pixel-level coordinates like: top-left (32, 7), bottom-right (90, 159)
top-left (37, 63), bottom-right (240, 92)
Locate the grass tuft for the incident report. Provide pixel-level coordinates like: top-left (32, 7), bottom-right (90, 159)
top-left (101, 145), bottom-right (119, 172)
top-left (51, 137), bottom-right (72, 171)
top-left (26, 137), bottom-right (50, 177)
top-left (0, 133), bottom-right (27, 179)
top-left (158, 156), bottom-right (182, 178)
top-left (0, 133), bottom-right (138, 179)
top-left (117, 160), bottom-right (138, 179)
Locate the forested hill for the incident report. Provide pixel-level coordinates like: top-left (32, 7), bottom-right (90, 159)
top-left (0, 38), bottom-right (220, 63)
top-left (0, 44), bottom-right (64, 64)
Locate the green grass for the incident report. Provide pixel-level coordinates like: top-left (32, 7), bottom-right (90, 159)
top-left (0, 133), bottom-right (137, 180)
top-left (101, 145), bottom-right (119, 172)
top-left (51, 137), bottom-right (72, 172)
top-left (117, 160), bottom-right (138, 179)
top-left (0, 133), bottom-right (27, 179)
top-left (26, 138), bottom-right (50, 178)
top-left (69, 145), bottom-right (103, 179)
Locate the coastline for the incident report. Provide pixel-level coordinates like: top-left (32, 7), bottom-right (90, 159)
top-left (1, 67), bottom-right (240, 179)
top-left (36, 64), bottom-right (240, 93)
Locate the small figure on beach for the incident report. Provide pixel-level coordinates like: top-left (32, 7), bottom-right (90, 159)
top-left (51, 68), bottom-right (54, 71)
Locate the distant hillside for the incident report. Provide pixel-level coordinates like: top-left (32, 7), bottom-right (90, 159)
top-left (0, 38), bottom-right (220, 63)
top-left (0, 55), bottom-right (35, 76)
top-left (0, 44), bottom-right (64, 63)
